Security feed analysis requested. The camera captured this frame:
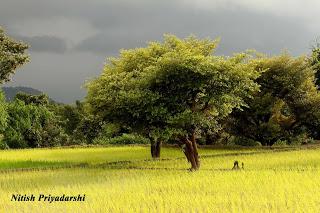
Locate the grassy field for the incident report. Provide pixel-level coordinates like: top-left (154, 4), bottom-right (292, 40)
top-left (1, 145), bottom-right (320, 212)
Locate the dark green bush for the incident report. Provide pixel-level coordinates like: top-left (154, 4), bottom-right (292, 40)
top-left (272, 139), bottom-right (288, 146)
top-left (4, 100), bottom-right (69, 148)
top-left (73, 115), bottom-right (103, 144)
top-left (288, 133), bottom-right (315, 145)
top-left (0, 134), bottom-right (9, 149)
top-left (94, 133), bottom-right (150, 145)
top-left (233, 137), bottom-right (262, 147)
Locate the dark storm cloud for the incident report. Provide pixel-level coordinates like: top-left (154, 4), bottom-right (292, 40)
top-left (74, 32), bottom-right (160, 55)
top-left (0, 0), bottom-right (175, 26)
top-left (17, 35), bottom-right (68, 53)
top-left (0, 0), bottom-right (315, 56)
top-left (74, 7), bottom-right (311, 56)
top-left (75, 33), bottom-right (136, 54)
top-left (1, 0), bottom-right (319, 103)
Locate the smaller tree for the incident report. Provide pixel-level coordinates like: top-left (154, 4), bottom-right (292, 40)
top-left (231, 54), bottom-right (320, 145)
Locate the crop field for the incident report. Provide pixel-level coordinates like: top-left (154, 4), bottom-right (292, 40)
top-left (1, 145), bottom-right (320, 212)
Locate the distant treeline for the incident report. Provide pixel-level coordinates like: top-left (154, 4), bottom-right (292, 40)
top-left (1, 86), bottom-right (56, 102)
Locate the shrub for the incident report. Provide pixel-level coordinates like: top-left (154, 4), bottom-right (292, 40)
top-left (225, 135), bottom-right (236, 146)
top-left (289, 133), bottom-right (311, 145)
top-left (94, 134), bottom-right (150, 145)
top-left (4, 100), bottom-right (68, 148)
top-left (73, 115), bottom-right (103, 144)
top-left (197, 137), bottom-right (206, 145)
top-left (100, 123), bottom-right (122, 138)
top-left (305, 137), bottom-right (315, 144)
top-left (273, 139), bottom-right (288, 146)
top-left (92, 137), bottom-right (108, 145)
top-left (233, 137), bottom-right (262, 147)
top-left (0, 91), bottom-right (7, 132)
top-left (0, 134), bottom-right (9, 149)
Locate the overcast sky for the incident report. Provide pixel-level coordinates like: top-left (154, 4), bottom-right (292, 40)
top-left (1, 0), bottom-right (320, 103)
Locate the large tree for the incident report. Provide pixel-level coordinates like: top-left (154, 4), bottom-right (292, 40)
top-left (0, 27), bottom-right (29, 83)
top-left (85, 35), bottom-right (260, 170)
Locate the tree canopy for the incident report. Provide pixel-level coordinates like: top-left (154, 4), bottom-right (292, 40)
top-left (85, 35), bottom-right (261, 170)
top-left (230, 54), bottom-right (320, 145)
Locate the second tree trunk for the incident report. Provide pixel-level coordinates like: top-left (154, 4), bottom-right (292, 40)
top-left (182, 132), bottom-right (200, 170)
top-left (151, 140), bottom-right (161, 159)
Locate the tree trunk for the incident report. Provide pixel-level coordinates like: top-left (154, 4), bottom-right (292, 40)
top-left (182, 131), bottom-right (200, 171)
top-left (151, 140), bottom-right (162, 159)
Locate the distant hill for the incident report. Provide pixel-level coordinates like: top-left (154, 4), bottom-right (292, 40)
top-left (1, 86), bottom-right (56, 103)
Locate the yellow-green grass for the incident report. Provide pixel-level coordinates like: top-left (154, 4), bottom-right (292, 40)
top-left (0, 146), bottom-right (261, 170)
top-left (1, 146), bottom-right (320, 212)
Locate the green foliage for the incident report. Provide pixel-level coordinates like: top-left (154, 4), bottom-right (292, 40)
top-left (85, 35), bottom-right (260, 143)
top-left (232, 137), bottom-right (262, 147)
top-left (4, 100), bottom-right (49, 148)
top-left (47, 100), bottom-right (99, 146)
top-left (310, 42), bottom-right (320, 88)
top-left (73, 115), bottom-right (104, 144)
top-left (273, 139), bottom-right (288, 147)
top-left (231, 54), bottom-right (320, 145)
top-left (0, 134), bottom-right (8, 149)
top-left (0, 90), bottom-right (8, 133)
top-left (288, 133), bottom-right (313, 145)
top-left (53, 102), bottom-right (84, 135)
top-left (4, 100), bottom-right (68, 148)
top-left (0, 27), bottom-right (29, 83)
top-left (100, 123), bottom-right (122, 138)
top-left (15, 92), bottom-right (49, 106)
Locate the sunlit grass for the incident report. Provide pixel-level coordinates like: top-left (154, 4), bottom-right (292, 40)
top-left (0, 146), bottom-right (258, 169)
top-left (1, 145), bottom-right (320, 212)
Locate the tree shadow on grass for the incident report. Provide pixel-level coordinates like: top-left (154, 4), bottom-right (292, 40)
top-left (0, 160), bottom-right (84, 173)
